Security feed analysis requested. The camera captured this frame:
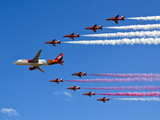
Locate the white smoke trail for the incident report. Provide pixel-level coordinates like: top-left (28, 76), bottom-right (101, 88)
top-left (82, 30), bottom-right (160, 38)
top-left (64, 37), bottom-right (160, 45)
top-left (113, 97), bottom-right (160, 102)
top-left (127, 16), bottom-right (160, 21)
top-left (105, 24), bottom-right (160, 30)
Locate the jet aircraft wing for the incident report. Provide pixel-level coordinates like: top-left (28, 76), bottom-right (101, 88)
top-left (33, 49), bottom-right (42, 62)
top-left (93, 24), bottom-right (97, 28)
top-left (71, 33), bottom-right (74, 36)
top-left (93, 29), bottom-right (97, 33)
top-left (71, 37), bottom-right (74, 40)
top-left (114, 20), bottom-right (118, 24)
top-left (52, 44), bottom-right (56, 46)
top-left (115, 15), bottom-right (119, 19)
top-left (36, 66), bottom-right (45, 73)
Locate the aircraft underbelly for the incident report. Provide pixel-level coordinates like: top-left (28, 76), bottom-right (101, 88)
top-left (15, 60), bottom-right (48, 66)
top-left (28, 60), bottom-right (48, 66)
top-left (28, 63), bottom-right (43, 66)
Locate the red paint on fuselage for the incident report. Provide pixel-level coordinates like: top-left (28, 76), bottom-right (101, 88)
top-left (85, 24), bottom-right (102, 33)
top-left (97, 97), bottom-right (110, 103)
top-left (82, 92), bottom-right (95, 97)
top-left (71, 72), bottom-right (86, 78)
top-left (106, 15), bottom-right (125, 24)
top-left (63, 33), bottom-right (80, 40)
top-left (49, 78), bottom-right (63, 84)
top-left (67, 86), bottom-right (80, 91)
top-left (45, 39), bottom-right (61, 46)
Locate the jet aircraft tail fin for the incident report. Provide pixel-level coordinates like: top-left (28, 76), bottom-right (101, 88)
top-left (57, 40), bottom-right (61, 44)
top-left (76, 33), bottom-right (80, 37)
top-left (99, 25), bottom-right (102, 30)
top-left (121, 16), bottom-right (125, 21)
top-left (55, 53), bottom-right (63, 61)
top-left (55, 53), bottom-right (64, 65)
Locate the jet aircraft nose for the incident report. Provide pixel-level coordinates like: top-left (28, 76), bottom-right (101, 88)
top-left (13, 61), bottom-right (18, 65)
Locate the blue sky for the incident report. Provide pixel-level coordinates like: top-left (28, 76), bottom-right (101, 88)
top-left (1, 0), bottom-right (160, 120)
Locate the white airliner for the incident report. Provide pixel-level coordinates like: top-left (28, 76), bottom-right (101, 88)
top-left (13, 49), bottom-right (64, 73)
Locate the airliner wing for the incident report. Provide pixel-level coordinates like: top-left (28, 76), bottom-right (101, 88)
top-left (33, 49), bottom-right (42, 62)
top-left (37, 66), bottom-right (45, 73)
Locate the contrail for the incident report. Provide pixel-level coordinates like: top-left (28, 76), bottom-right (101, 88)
top-left (82, 30), bottom-right (160, 38)
top-left (126, 15), bottom-right (160, 20)
top-left (65, 78), bottom-right (160, 83)
top-left (112, 97), bottom-right (160, 102)
top-left (98, 92), bottom-right (160, 97)
top-left (88, 73), bottom-right (160, 78)
top-left (82, 86), bottom-right (160, 91)
top-left (64, 37), bottom-right (160, 45)
top-left (105, 24), bottom-right (160, 30)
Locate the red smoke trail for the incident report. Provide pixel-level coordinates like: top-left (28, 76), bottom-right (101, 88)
top-left (82, 86), bottom-right (160, 91)
top-left (112, 97), bottom-right (160, 102)
top-left (88, 73), bottom-right (160, 78)
top-left (65, 78), bottom-right (160, 83)
top-left (98, 92), bottom-right (160, 97)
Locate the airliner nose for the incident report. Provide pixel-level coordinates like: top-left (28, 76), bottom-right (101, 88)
top-left (13, 61), bottom-right (17, 65)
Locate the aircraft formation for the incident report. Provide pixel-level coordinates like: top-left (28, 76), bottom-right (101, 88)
top-left (13, 14), bottom-right (124, 73)
top-left (14, 14), bottom-right (160, 103)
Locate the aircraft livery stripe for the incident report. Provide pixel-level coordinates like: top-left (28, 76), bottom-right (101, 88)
top-left (46, 60), bottom-right (58, 65)
top-left (45, 60), bottom-right (49, 65)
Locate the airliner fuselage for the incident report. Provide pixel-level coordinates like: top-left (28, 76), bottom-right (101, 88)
top-left (14, 59), bottom-right (49, 66)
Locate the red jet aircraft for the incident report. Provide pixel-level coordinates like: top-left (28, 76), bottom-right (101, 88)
top-left (45, 39), bottom-right (61, 46)
top-left (97, 97), bottom-right (110, 103)
top-left (63, 33), bottom-right (80, 40)
top-left (49, 78), bottom-right (63, 84)
top-left (85, 24), bottom-right (102, 33)
top-left (82, 92), bottom-right (95, 97)
top-left (71, 71), bottom-right (86, 78)
top-left (67, 86), bottom-right (80, 91)
top-left (106, 15), bottom-right (125, 24)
